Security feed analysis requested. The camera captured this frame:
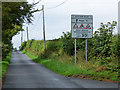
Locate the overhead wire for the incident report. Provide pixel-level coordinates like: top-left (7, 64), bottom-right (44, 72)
top-left (30, 0), bottom-right (118, 30)
top-left (46, 0), bottom-right (68, 9)
top-left (30, 12), bottom-right (42, 31)
top-left (29, 0), bottom-right (42, 31)
top-left (32, 0), bottom-right (42, 4)
top-left (30, 0), bottom-right (68, 31)
top-left (111, 0), bottom-right (119, 8)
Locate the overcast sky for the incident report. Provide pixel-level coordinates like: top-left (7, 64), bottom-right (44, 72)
top-left (12, 0), bottom-right (119, 49)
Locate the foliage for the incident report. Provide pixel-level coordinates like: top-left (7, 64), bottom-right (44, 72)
top-left (1, 52), bottom-right (12, 79)
top-left (92, 21), bottom-right (117, 58)
top-left (2, 43), bottom-right (12, 59)
top-left (24, 51), bottom-right (118, 82)
top-left (111, 35), bottom-right (118, 55)
top-left (2, 2), bottom-right (39, 59)
top-left (60, 32), bottom-right (75, 55)
top-left (21, 21), bottom-right (119, 81)
top-left (47, 40), bottom-right (58, 51)
top-left (19, 41), bottom-right (27, 50)
top-left (21, 21), bottom-right (118, 63)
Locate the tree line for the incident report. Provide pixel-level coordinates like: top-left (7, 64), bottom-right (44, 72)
top-left (2, 2), bottom-right (39, 59)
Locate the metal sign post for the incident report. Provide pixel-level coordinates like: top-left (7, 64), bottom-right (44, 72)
top-left (75, 39), bottom-right (77, 64)
top-left (71, 15), bottom-right (93, 64)
top-left (85, 39), bottom-right (87, 62)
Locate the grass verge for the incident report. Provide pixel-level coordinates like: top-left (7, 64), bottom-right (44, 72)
top-left (1, 52), bottom-right (12, 79)
top-left (23, 50), bottom-right (119, 83)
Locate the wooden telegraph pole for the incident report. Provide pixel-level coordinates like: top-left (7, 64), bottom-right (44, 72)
top-left (42, 5), bottom-right (46, 52)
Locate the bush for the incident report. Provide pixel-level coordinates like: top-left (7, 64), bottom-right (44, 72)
top-left (60, 32), bottom-right (74, 55)
top-left (47, 41), bottom-right (58, 51)
top-left (2, 43), bottom-right (12, 59)
top-left (19, 41), bottom-right (27, 50)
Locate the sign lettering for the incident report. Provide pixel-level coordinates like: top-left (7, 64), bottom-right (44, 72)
top-left (71, 15), bottom-right (93, 38)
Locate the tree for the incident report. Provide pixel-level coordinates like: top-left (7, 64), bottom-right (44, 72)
top-left (2, 2), bottom-right (39, 59)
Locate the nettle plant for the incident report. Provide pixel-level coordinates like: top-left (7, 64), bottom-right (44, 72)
top-left (92, 21), bottom-right (117, 62)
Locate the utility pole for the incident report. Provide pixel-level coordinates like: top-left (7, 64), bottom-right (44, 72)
top-left (26, 26), bottom-right (29, 41)
top-left (42, 5), bottom-right (46, 52)
top-left (38, 5), bottom-right (46, 53)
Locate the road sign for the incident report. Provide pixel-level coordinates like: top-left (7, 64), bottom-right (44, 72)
top-left (71, 15), bottom-right (93, 38)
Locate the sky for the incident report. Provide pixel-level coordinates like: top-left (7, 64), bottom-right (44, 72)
top-left (12, 0), bottom-right (119, 49)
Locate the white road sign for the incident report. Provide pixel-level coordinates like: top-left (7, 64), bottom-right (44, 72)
top-left (71, 15), bottom-right (93, 38)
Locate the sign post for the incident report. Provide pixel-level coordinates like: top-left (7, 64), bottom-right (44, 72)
top-left (71, 15), bottom-right (93, 63)
top-left (86, 39), bottom-right (87, 62)
top-left (75, 39), bottom-right (77, 64)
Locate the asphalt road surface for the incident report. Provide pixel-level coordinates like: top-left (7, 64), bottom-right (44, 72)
top-left (2, 51), bottom-right (119, 89)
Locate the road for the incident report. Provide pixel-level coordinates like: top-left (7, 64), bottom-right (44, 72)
top-left (2, 51), bottom-right (118, 89)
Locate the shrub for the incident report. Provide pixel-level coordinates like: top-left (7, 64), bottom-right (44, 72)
top-left (47, 41), bottom-right (57, 51)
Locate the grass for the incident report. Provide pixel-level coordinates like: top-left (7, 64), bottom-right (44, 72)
top-left (1, 52), bottom-right (12, 79)
top-left (23, 50), bottom-right (119, 82)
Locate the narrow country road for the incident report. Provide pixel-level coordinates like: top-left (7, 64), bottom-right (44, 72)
top-left (2, 51), bottom-right (118, 89)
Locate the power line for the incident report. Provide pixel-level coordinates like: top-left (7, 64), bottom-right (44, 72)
top-left (29, 0), bottom-right (43, 31)
top-left (30, 0), bottom-right (68, 31)
top-left (46, 0), bottom-right (68, 9)
top-left (30, 12), bottom-right (42, 31)
top-left (32, 0), bottom-right (42, 4)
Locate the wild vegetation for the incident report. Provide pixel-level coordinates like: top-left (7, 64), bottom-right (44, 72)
top-left (2, 2), bottom-right (39, 59)
top-left (21, 21), bottom-right (119, 82)
top-left (1, 2), bottom-right (39, 79)
top-left (1, 52), bottom-right (11, 79)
